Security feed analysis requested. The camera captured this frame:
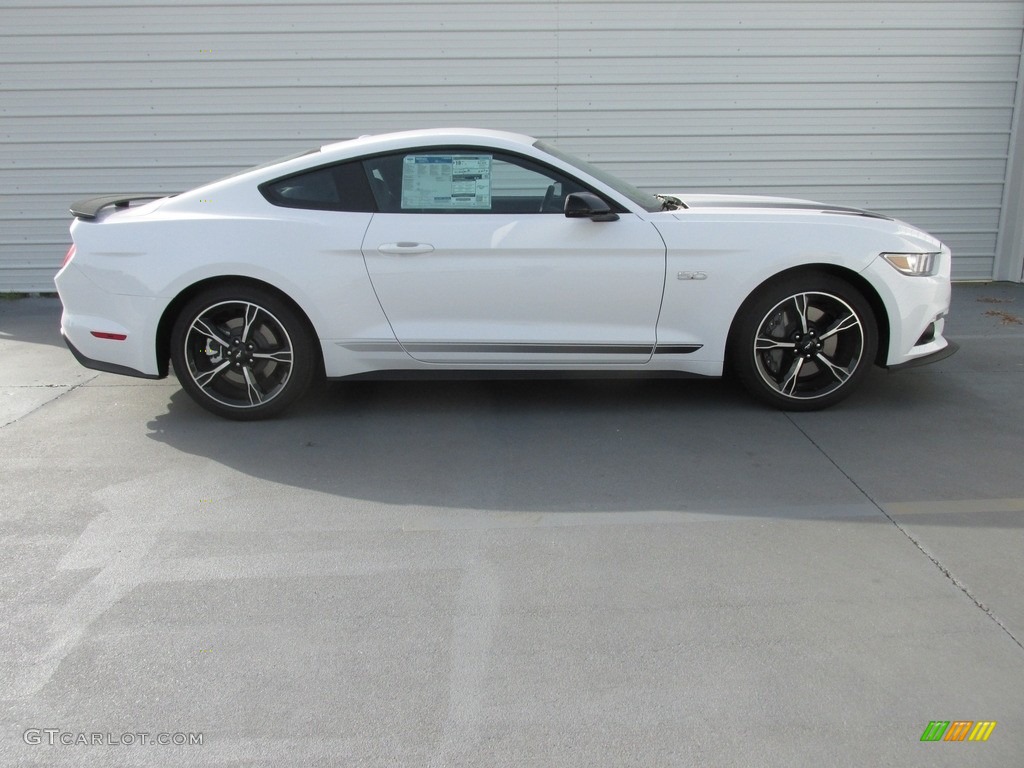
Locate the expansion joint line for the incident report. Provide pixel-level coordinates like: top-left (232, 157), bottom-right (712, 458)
top-left (0, 375), bottom-right (99, 430)
top-left (783, 413), bottom-right (1024, 654)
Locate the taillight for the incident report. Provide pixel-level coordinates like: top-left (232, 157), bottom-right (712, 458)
top-left (61, 244), bottom-right (76, 268)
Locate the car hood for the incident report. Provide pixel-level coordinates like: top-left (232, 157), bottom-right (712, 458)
top-left (667, 193), bottom-right (893, 221)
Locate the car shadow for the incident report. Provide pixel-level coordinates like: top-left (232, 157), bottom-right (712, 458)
top-left (139, 335), bottom-right (1024, 529)
top-left (139, 285), bottom-right (1024, 521)
top-left (138, 366), bottom-right (1008, 526)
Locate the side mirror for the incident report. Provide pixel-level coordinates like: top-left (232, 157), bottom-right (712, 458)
top-left (564, 192), bottom-right (619, 222)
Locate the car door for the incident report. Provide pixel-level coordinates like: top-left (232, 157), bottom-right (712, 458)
top-left (360, 148), bottom-right (666, 365)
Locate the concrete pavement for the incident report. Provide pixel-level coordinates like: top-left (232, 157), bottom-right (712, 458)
top-left (1, 283), bottom-right (1022, 766)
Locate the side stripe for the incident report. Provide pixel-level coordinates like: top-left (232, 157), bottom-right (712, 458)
top-left (341, 341), bottom-right (704, 356)
top-left (404, 342), bottom-right (654, 355)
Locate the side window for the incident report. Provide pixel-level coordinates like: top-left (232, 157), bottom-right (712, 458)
top-left (260, 161), bottom-right (376, 212)
top-left (491, 158), bottom-right (585, 213)
top-left (361, 150), bottom-right (588, 214)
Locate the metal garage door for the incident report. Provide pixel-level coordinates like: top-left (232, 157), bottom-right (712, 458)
top-left (3, 0), bottom-right (1023, 290)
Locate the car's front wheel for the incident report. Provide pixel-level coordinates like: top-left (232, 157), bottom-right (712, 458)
top-left (170, 285), bottom-right (317, 420)
top-left (729, 273), bottom-right (878, 411)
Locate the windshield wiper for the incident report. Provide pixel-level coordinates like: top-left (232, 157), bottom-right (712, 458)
top-left (656, 194), bottom-right (687, 211)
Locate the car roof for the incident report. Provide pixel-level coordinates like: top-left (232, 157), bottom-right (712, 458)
top-left (318, 128), bottom-right (539, 159)
top-left (173, 129), bottom-right (548, 204)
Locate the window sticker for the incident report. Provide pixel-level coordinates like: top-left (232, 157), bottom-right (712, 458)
top-left (401, 155), bottom-right (492, 210)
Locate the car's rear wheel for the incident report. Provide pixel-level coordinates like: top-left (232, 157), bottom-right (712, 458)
top-left (170, 285), bottom-right (316, 420)
top-left (729, 273), bottom-right (878, 411)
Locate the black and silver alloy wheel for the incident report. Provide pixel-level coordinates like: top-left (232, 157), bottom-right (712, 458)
top-left (171, 286), bottom-right (316, 419)
top-left (730, 274), bottom-right (878, 411)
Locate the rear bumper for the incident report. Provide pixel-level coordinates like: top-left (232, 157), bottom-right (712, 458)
top-left (55, 263), bottom-right (165, 377)
top-left (62, 331), bottom-right (164, 379)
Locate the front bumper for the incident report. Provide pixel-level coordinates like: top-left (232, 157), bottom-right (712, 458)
top-left (860, 250), bottom-right (955, 368)
top-left (886, 339), bottom-right (959, 371)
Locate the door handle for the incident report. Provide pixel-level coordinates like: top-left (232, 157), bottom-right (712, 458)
top-left (377, 242), bottom-right (434, 255)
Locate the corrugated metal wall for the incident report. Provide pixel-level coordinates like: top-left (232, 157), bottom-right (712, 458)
top-left (3, 0), bottom-right (1023, 290)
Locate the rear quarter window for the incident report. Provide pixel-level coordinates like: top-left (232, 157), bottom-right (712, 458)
top-left (260, 161), bottom-right (376, 212)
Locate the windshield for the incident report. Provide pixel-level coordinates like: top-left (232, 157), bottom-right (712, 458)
top-left (533, 140), bottom-right (663, 212)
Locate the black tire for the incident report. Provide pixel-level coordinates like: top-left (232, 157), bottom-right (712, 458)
top-left (170, 285), bottom-right (317, 420)
top-left (729, 272), bottom-right (878, 411)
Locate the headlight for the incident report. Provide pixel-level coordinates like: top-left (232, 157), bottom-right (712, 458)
top-left (881, 252), bottom-right (939, 276)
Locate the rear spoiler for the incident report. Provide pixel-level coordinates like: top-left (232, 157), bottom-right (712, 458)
top-left (70, 195), bottom-right (167, 220)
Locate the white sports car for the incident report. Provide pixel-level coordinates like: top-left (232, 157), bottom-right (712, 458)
top-left (55, 128), bottom-right (955, 420)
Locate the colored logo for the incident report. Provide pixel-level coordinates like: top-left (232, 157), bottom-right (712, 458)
top-left (920, 721), bottom-right (997, 742)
